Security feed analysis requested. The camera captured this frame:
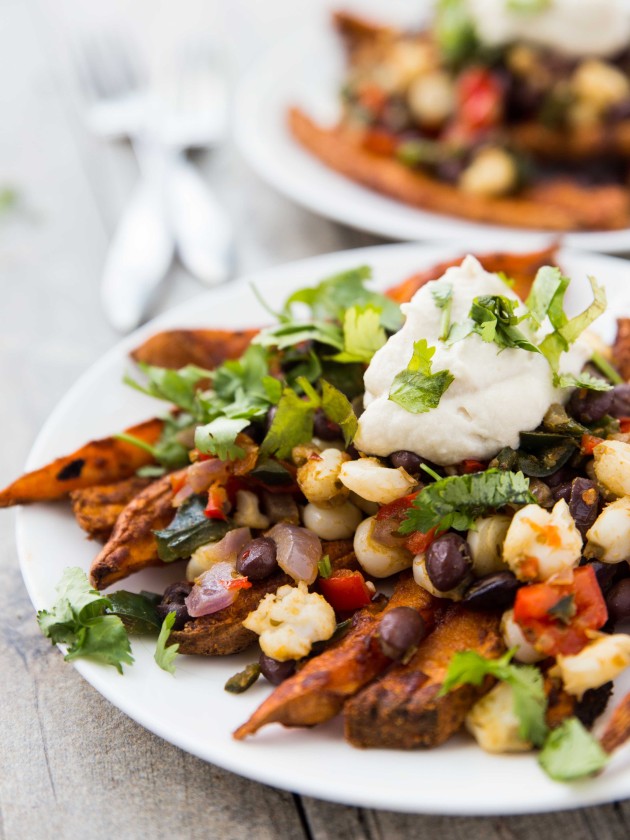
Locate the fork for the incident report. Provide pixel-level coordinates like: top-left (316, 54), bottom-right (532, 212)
top-left (76, 35), bottom-right (233, 332)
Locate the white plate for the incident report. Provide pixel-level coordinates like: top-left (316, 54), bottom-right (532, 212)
top-left (234, 15), bottom-right (630, 253)
top-left (16, 243), bottom-right (630, 815)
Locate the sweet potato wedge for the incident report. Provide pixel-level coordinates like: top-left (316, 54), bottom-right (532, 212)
top-left (89, 469), bottom-right (184, 590)
top-left (69, 476), bottom-right (153, 542)
top-left (233, 573), bottom-right (441, 739)
top-left (600, 689), bottom-right (630, 754)
top-left (288, 107), bottom-right (630, 231)
top-left (386, 245), bottom-right (558, 305)
top-left (174, 539), bottom-right (357, 657)
top-left (0, 417), bottom-right (164, 507)
top-left (131, 328), bottom-right (258, 371)
top-left (344, 605), bottom-right (503, 749)
top-left (509, 121), bottom-right (630, 162)
top-left (613, 318), bottom-right (630, 382)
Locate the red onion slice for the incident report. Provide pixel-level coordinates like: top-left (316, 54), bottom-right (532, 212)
top-left (185, 561), bottom-right (242, 617)
top-left (187, 458), bottom-right (230, 493)
top-left (196, 527), bottom-right (251, 568)
top-left (267, 523), bottom-right (322, 585)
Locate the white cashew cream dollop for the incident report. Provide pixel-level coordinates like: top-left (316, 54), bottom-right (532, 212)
top-left (354, 256), bottom-right (587, 465)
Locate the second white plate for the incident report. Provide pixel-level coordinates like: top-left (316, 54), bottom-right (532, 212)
top-left (235, 15), bottom-right (630, 253)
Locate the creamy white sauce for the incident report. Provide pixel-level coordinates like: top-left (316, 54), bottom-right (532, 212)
top-left (354, 256), bottom-right (588, 465)
top-left (466, 0), bottom-right (630, 58)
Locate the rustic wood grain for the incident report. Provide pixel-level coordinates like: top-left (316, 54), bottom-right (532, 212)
top-left (2, 0), bottom-right (630, 837)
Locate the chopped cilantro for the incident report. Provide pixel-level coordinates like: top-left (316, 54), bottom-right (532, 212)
top-left (433, 0), bottom-right (479, 67)
top-left (254, 320), bottom-right (344, 352)
top-left (591, 351), bottom-right (623, 385)
top-left (555, 372), bottom-right (612, 392)
top-left (467, 295), bottom-right (540, 353)
top-left (320, 380), bottom-right (358, 446)
top-left (538, 718), bottom-right (609, 781)
top-left (331, 305), bottom-right (387, 364)
top-left (37, 567), bottom-right (134, 674)
top-left (525, 266), bottom-right (570, 329)
top-left (194, 417), bottom-right (250, 461)
top-left (389, 339), bottom-right (454, 414)
top-left (432, 282), bottom-right (453, 341)
top-left (318, 554), bottom-right (332, 579)
top-left (124, 363), bottom-right (212, 415)
top-left (154, 611), bottom-right (179, 675)
top-left (399, 469), bottom-right (534, 534)
top-left (440, 649), bottom-right (548, 746)
top-left (547, 594), bottom-right (576, 625)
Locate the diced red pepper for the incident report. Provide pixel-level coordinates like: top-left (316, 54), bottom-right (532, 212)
top-left (619, 417), bottom-right (630, 434)
top-left (170, 472), bottom-right (188, 495)
top-left (361, 128), bottom-right (398, 157)
top-left (376, 493), bottom-right (419, 521)
top-left (459, 459), bottom-right (488, 474)
top-left (225, 577), bottom-right (252, 591)
top-left (581, 433), bottom-right (604, 456)
top-left (204, 484), bottom-right (229, 520)
top-left (513, 565), bottom-right (608, 657)
top-left (319, 570), bottom-right (373, 613)
top-left (404, 527), bottom-right (438, 556)
top-left (456, 67), bottom-right (503, 132)
top-left (356, 82), bottom-right (388, 116)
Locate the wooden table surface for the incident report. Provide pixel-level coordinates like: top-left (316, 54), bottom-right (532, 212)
top-left (3, 1), bottom-right (630, 837)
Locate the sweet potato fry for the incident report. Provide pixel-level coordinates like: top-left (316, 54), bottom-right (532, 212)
top-left (600, 689), bottom-right (630, 754)
top-left (288, 107), bottom-right (630, 231)
top-left (344, 605), bottom-right (503, 749)
top-left (386, 245), bottom-right (558, 305)
top-left (510, 121), bottom-right (630, 162)
top-left (0, 417), bottom-right (164, 507)
top-left (89, 469), bottom-right (184, 590)
top-left (174, 539), bottom-right (357, 657)
top-left (131, 328), bottom-right (258, 371)
top-left (69, 476), bottom-right (153, 542)
top-left (613, 318), bottom-right (630, 382)
top-left (233, 573), bottom-right (441, 739)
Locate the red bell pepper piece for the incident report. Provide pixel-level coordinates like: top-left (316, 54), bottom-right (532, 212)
top-left (513, 565), bottom-right (608, 657)
top-left (204, 484), bottom-right (229, 520)
top-left (319, 570), bottom-right (373, 612)
top-left (456, 67), bottom-right (503, 132)
top-left (459, 459), bottom-right (488, 474)
top-left (404, 527), bottom-right (438, 556)
top-left (581, 433), bottom-right (604, 456)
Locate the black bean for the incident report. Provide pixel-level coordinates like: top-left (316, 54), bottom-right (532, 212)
top-left (378, 607), bottom-right (427, 660)
top-left (529, 478), bottom-right (554, 509)
top-left (588, 560), bottom-right (618, 595)
top-left (313, 408), bottom-right (342, 441)
top-left (389, 450), bottom-right (422, 474)
top-left (568, 478), bottom-right (599, 538)
top-left (156, 580), bottom-right (193, 630)
top-left (568, 387), bottom-right (614, 424)
top-left (611, 384), bottom-right (630, 418)
top-left (236, 537), bottom-right (278, 581)
top-left (606, 579), bottom-right (630, 623)
top-left (259, 652), bottom-right (296, 685)
top-left (425, 533), bottom-right (472, 592)
top-left (462, 571), bottom-right (520, 611)
top-left (552, 481), bottom-right (573, 504)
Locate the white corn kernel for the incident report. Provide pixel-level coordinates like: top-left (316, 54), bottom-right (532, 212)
top-left (593, 439), bottom-right (630, 498)
top-left (468, 515), bottom-right (512, 577)
top-left (459, 147), bottom-right (518, 198)
top-left (555, 634), bottom-right (630, 698)
top-left (302, 501), bottom-right (363, 541)
top-left (585, 497), bottom-right (630, 563)
top-left (501, 609), bottom-right (545, 664)
top-left (503, 499), bottom-right (582, 581)
top-left (466, 682), bottom-right (532, 753)
top-left (407, 70), bottom-right (455, 127)
top-left (572, 59), bottom-right (630, 111)
top-left (339, 458), bottom-right (415, 504)
top-left (233, 490), bottom-right (270, 530)
top-left (297, 448), bottom-right (350, 505)
top-left (353, 516), bottom-right (413, 578)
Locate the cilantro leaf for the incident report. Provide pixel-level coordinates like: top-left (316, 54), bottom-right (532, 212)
top-left (117, 412), bottom-right (194, 470)
top-left (124, 364), bottom-right (212, 414)
top-left (468, 295), bottom-right (540, 353)
top-left (400, 469), bottom-right (534, 534)
top-left (331, 305), bottom-right (387, 364)
top-left (526, 266), bottom-right (570, 329)
top-left (433, 0), bottom-right (478, 67)
top-left (320, 380), bottom-right (358, 446)
top-left (555, 372), bottom-right (613, 392)
top-left (154, 611), bottom-right (179, 675)
top-left (538, 718), bottom-right (609, 781)
top-left (282, 266), bottom-right (402, 332)
top-left (194, 417), bottom-right (250, 461)
top-left (440, 649), bottom-right (548, 746)
top-left (389, 339), bottom-right (454, 414)
top-left (260, 380), bottom-right (319, 460)
top-left (432, 281), bottom-right (453, 341)
top-left (37, 567), bottom-right (134, 674)
top-left (318, 554), bottom-right (332, 579)
top-left (254, 320), bottom-right (344, 352)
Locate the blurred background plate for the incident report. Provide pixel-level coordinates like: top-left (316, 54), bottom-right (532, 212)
top-left (234, 20), bottom-right (630, 253)
top-left (16, 241), bottom-right (630, 816)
